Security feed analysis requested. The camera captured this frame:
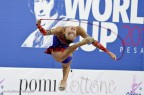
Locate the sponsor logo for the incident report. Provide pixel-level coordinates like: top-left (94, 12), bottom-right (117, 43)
top-left (19, 79), bottom-right (57, 95)
top-left (126, 75), bottom-right (143, 95)
top-left (0, 79), bottom-right (5, 95)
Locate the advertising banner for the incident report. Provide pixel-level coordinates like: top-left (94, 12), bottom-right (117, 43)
top-left (0, 0), bottom-right (144, 70)
top-left (0, 68), bottom-right (144, 95)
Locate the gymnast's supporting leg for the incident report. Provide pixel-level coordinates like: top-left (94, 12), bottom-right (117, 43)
top-left (59, 61), bottom-right (71, 91)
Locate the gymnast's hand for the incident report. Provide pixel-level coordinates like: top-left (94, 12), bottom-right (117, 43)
top-left (36, 19), bottom-right (41, 25)
top-left (108, 51), bottom-right (117, 60)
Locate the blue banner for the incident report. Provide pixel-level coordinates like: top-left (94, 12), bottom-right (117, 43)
top-left (0, 0), bottom-right (144, 70)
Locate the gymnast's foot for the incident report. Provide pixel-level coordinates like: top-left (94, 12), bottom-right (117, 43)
top-left (76, 37), bottom-right (94, 46)
top-left (59, 80), bottom-right (67, 91)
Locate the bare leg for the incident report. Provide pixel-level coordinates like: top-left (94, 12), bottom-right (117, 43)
top-left (62, 62), bottom-right (71, 81)
top-left (59, 37), bottom-right (94, 61)
top-left (59, 61), bottom-right (71, 91)
top-left (52, 37), bottom-right (94, 62)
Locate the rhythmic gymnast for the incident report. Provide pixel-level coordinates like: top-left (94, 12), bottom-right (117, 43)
top-left (36, 19), bottom-right (116, 91)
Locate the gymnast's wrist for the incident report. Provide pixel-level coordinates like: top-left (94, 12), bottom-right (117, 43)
top-left (107, 51), bottom-right (110, 54)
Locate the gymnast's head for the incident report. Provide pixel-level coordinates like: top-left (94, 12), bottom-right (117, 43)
top-left (64, 26), bottom-right (77, 43)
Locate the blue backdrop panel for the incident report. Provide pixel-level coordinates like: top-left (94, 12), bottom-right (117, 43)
top-left (0, 0), bottom-right (143, 70)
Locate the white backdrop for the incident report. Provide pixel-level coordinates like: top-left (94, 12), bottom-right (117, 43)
top-left (0, 67), bottom-right (144, 95)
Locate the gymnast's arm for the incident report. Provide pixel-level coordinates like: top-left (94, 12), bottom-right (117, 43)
top-left (36, 19), bottom-right (62, 35)
top-left (77, 26), bottom-right (116, 60)
top-left (77, 26), bottom-right (109, 53)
